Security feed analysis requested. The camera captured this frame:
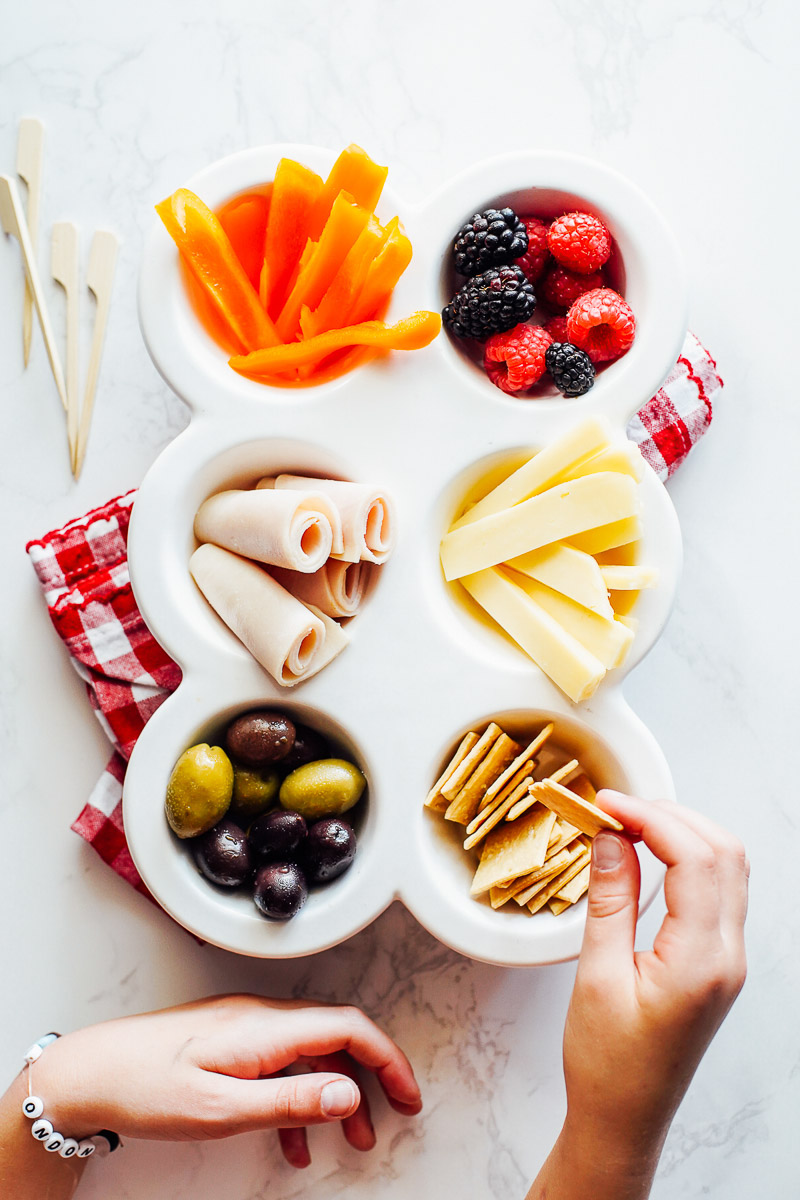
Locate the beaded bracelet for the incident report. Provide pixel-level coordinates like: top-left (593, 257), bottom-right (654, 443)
top-left (22, 1034), bottom-right (121, 1159)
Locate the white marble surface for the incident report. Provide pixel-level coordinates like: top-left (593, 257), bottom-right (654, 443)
top-left (0, 1), bottom-right (796, 1196)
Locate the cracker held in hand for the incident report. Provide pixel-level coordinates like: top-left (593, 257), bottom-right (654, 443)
top-left (530, 779), bottom-right (623, 837)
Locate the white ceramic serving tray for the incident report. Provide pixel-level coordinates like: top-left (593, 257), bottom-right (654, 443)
top-left (126, 146), bottom-right (687, 966)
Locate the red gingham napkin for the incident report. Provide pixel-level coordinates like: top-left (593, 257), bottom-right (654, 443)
top-left (25, 331), bottom-right (721, 905)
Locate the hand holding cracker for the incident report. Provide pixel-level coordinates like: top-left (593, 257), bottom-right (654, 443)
top-left (527, 792), bottom-right (748, 1200)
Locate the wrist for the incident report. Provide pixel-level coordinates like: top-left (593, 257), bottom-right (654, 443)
top-left (27, 1033), bottom-right (105, 1142)
top-left (560, 1105), bottom-right (665, 1180)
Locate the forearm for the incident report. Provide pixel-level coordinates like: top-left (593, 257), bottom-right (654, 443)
top-left (0, 1071), bottom-right (86, 1200)
top-left (526, 1113), bottom-right (664, 1200)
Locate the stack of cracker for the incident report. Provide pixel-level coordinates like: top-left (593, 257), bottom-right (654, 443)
top-left (425, 720), bottom-right (623, 916)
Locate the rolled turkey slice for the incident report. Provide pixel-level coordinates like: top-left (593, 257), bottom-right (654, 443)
top-left (190, 543), bottom-right (326, 687)
top-left (269, 560), bottom-right (367, 619)
top-left (260, 474), bottom-right (396, 564)
top-left (255, 478), bottom-right (344, 556)
top-left (301, 605), bottom-right (350, 680)
top-left (194, 487), bottom-right (341, 573)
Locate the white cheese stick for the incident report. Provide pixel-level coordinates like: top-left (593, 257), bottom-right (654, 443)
top-left (194, 488), bottom-right (338, 573)
top-left (567, 515), bottom-right (642, 555)
top-left (269, 560), bottom-right (367, 619)
top-left (559, 441), bottom-right (645, 484)
top-left (440, 472), bottom-right (639, 582)
top-left (262, 475), bottom-right (396, 564)
top-left (600, 564), bottom-right (659, 590)
top-left (190, 544), bottom-right (326, 687)
top-left (511, 573), bottom-right (634, 670)
top-left (461, 568), bottom-right (606, 703)
top-left (451, 416), bottom-right (611, 530)
top-left (507, 542), bottom-right (614, 618)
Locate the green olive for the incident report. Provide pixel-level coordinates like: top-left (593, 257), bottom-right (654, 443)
top-left (165, 743), bottom-right (234, 839)
top-left (279, 758), bottom-right (366, 821)
top-left (229, 764), bottom-right (281, 824)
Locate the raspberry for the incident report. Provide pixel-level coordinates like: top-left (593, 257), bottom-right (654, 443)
top-left (548, 212), bottom-right (612, 274)
top-left (540, 265), bottom-right (604, 311)
top-left (544, 316), bottom-right (570, 342)
top-left (514, 217), bottom-right (550, 284)
top-left (484, 324), bottom-right (553, 394)
top-left (453, 208), bottom-right (528, 276)
top-left (566, 288), bottom-right (636, 363)
top-left (443, 266), bottom-right (536, 342)
top-left (545, 342), bottom-right (596, 397)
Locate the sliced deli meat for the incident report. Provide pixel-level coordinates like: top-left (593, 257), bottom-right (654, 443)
top-left (194, 487), bottom-right (341, 573)
top-left (269, 559), bottom-right (367, 619)
top-left (190, 543), bottom-right (328, 687)
top-left (263, 474), bottom-right (396, 564)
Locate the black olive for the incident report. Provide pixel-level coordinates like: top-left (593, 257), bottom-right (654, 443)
top-left (279, 723), bottom-right (330, 772)
top-left (248, 810), bottom-right (307, 863)
top-left (225, 710), bottom-right (296, 766)
top-left (253, 863), bottom-right (308, 920)
top-left (302, 818), bottom-right (357, 885)
top-left (193, 820), bottom-right (253, 888)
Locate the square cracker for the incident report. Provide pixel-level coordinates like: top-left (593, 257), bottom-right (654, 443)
top-left (470, 805), bottom-right (556, 896)
top-left (425, 732), bottom-right (479, 811)
top-left (445, 733), bottom-right (520, 825)
top-left (527, 848), bottom-right (592, 914)
top-left (530, 779), bottom-right (623, 838)
top-left (440, 723), bottom-right (502, 803)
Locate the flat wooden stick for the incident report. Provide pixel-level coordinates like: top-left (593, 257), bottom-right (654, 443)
top-left (0, 175), bottom-right (67, 411)
top-left (51, 222), bottom-right (80, 474)
top-left (75, 230), bottom-right (119, 478)
top-left (16, 117), bottom-right (44, 368)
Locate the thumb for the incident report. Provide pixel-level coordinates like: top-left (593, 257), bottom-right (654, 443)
top-left (579, 832), bottom-right (641, 975)
top-left (218, 1072), bottom-right (361, 1134)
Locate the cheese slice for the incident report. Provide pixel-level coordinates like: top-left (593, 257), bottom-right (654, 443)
top-left (568, 515), bottom-right (642, 555)
top-left (461, 568), bottom-right (606, 703)
top-left (441, 472), bottom-right (639, 582)
top-left (507, 542), bottom-right (614, 618)
top-left (560, 441), bottom-right (645, 484)
top-left (511, 573), bottom-right (634, 670)
top-left (451, 417), bottom-right (611, 530)
top-left (600, 564), bottom-right (659, 590)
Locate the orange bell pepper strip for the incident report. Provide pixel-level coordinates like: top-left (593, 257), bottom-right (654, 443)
top-left (307, 144), bottom-right (388, 241)
top-left (229, 312), bottom-right (441, 376)
top-left (218, 191), bottom-right (270, 292)
top-left (259, 158), bottom-right (323, 317)
top-left (274, 192), bottom-right (371, 343)
top-left (349, 217), bottom-right (413, 324)
top-left (156, 189), bottom-right (279, 354)
top-left (299, 216), bottom-right (386, 341)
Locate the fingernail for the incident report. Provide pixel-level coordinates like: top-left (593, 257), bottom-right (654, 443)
top-left (593, 833), bottom-right (624, 871)
top-left (321, 1080), bottom-right (357, 1117)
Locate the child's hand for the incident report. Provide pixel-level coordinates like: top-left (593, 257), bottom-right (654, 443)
top-left (563, 792), bottom-right (748, 1158)
top-left (31, 995), bottom-right (422, 1168)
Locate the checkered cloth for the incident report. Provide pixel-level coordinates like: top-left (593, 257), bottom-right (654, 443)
top-left (25, 330), bottom-right (721, 905)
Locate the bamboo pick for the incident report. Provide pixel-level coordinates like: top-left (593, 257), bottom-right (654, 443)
top-left (75, 230), bottom-right (119, 478)
top-left (16, 117), bottom-right (44, 368)
top-left (51, 222), bottom-right (80, 475)
top-left (0, 175), bottom-right (67, 411)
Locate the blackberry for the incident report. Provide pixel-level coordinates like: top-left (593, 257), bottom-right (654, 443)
top-left (443, 266), bottom-right (536, 342)
top-left (545, 342), bottom-right (596, 397)
top-left (453, 208), bottom-right (528, 276)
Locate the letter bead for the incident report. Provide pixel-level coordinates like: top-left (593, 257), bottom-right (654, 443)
top-left (59, 1138), bottom-right (80, 1158)
top-left (22, 1095), bottom-right (44, 1119)
top-left (31, 1118), bottom-right (53, 1141)
top-left (45, 1132), bottom-right (65, 1153)
top-left (76, 1140), bottom-right (96, 1158)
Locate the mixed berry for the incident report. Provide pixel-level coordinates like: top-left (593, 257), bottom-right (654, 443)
top-left (442, 205), bottom-right (636, 398)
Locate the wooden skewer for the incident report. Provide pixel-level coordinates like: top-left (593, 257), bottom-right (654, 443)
top-left (75, 230), bottom-right (119, 479)
top-left (16, 118), bottom-right (44, 368)
top-left (0, 175), bottom-right (67, 411)
top-left (51, 222), bottom-right (80, 475)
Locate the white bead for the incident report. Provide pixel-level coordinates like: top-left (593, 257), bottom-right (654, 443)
top-left (31, 1118), bottom-right (53, 1141)
top-left (59, 1138), bottom-right (80, 1159)
top-left (76, 1139), bottom-right (95, 1158)
top-left (45, 1132), bottom-right (65, 1153)
top-left (22, 1095), bottom-right (44, 1119)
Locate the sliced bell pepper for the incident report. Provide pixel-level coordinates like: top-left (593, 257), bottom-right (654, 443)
top-left (229, 311), bottom-right (442, 376)
top-left (259, 158), bottom-right (323, 317)
top-left (218, 190), bottom-right (271, 292)
top-left (157, 188), bottom-right (279, 353)
top-left (299, 215), bottom-right (386, 341)
top-left (307, 144), bottom-right (388, 241)
top-left (349, 217), bottom-right (413, 324)
top-left (275, 191), bottom-right (371, 343)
